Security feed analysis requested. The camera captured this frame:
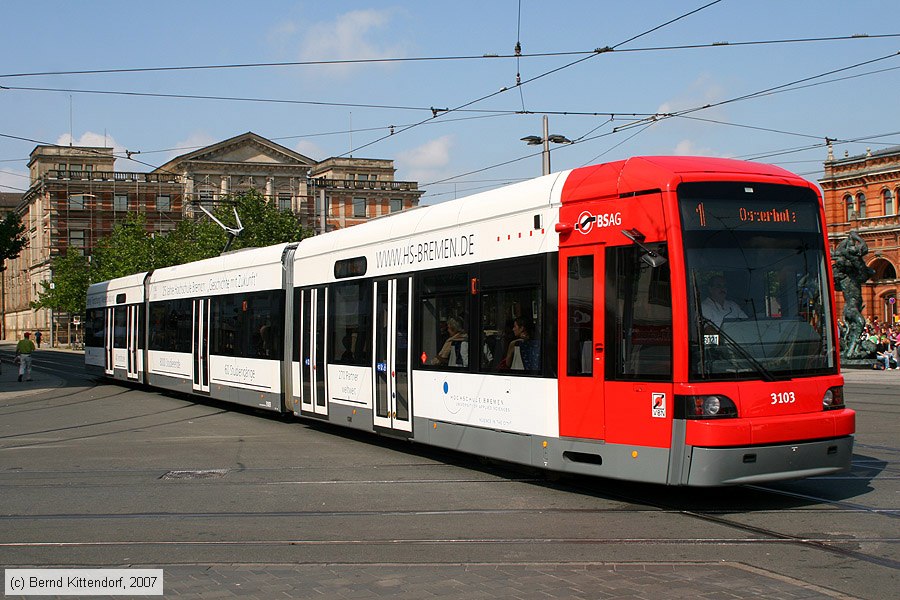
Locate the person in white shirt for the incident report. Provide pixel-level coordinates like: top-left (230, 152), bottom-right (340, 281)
top-left (701, 275), bottom-right (748, 328)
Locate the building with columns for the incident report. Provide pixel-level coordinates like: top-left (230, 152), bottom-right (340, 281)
top-left (2, 132), bottom-right (423, 341)
top-left (820, 144), bottom-right (900, 324)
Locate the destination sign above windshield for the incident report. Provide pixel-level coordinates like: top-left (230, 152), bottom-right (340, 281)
top-left (678, 182), bottom-right (821, 233)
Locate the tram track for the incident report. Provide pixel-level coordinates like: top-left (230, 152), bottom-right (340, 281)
top-left (548, 474), bottom-right (900, 572)
top-left (4, 358), bottom-right (896, 585)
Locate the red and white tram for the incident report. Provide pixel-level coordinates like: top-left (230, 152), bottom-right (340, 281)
top-left (86, 156), bottom-right (855, 486)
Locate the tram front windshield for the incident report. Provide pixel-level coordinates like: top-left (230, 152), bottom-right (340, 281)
top-left (679, 181), bottom-right (837, 381)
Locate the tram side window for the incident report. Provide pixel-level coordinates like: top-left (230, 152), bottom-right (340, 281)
top-left (567, 255), bottom-right (594, 376)
top-left (85, 308), bottom-right (105, 348)
top-left (136, 305), bottom-right (144, 349)
top-left (606, 244), bottom-right (672, 381)
top-left (211, 290), bottom-right (285, 359)
top-left (478, 256), bottom-right (544, 374)
top-left (330, 281), bottom-right (372, 366)
top-left (148, 299), bottom-right (193, 353)
top-left (113, 307), bottom-right (127, 349)
top-left (418, 269), bottom-right (469, 368)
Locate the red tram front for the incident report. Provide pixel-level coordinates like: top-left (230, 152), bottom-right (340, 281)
top-left (555, 157), bottom-right (854, 485)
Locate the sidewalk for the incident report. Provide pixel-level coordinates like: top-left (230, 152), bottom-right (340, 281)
top-left (0, 344), bottom-right (67, 402)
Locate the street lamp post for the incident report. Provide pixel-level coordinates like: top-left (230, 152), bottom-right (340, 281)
top-left (521, 115), bottom-right (572, 176)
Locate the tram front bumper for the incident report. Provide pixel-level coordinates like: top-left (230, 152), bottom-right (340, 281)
top-left (684, 434), bottom-right (854, 486)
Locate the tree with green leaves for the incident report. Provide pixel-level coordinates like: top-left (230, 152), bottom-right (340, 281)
top-left (89, 213), bottom-right (158, 282)
top-left (0, 211), bottom-right (28, 273)
top-left (32, 189), bottom-right (313, 317)
top-left (209, 189), bottom-right (312, 252)
top-left (31, 252), bottom-right (91, 315)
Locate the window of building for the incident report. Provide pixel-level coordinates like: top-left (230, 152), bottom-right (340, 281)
top-left (353, 197), bottom-right (367, 218)
top-left (844, 195), bottom-right (855, 220)
top-left (68, 230), bottom-right (85, 255)
top-left (156, 194), bottom-right (171, 212)
top-left (198, 188), bottom-right (215, 207)
top-left (68, 195), bottom-right (86, 210)
top-left (856, 192), bottom-right (867, 218)
top-left (390, 198), bottom-right (403, 213)
top-left (884, 189), bottom-right (894, 216)
top-left (278, 192), bottom-right (292, 211)
top-left (114, 194), bottom-right (128, 212)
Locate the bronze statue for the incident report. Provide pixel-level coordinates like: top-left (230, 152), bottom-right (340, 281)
top-left (832, 231), bottom-right (875, 358)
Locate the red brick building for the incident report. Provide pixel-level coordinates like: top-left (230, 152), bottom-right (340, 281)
top-left (820, 144), bottom-right (900, 324)
top-left (3, 145), bottom-right (186, 342)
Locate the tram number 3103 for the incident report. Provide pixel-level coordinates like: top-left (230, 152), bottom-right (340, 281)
top-left (771, 391), bottom-right (797, 404)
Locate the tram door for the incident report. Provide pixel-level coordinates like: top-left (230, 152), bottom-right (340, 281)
top-left (104, 307), bottom-right (115, 376)
top-left (192, 298), bottom-right (210, 393)
top-left (558, 248), bottom-right (605, 439)
top-left (126, 305), bottom-right (140, 380)
top-left (373, 277), bottom-right (412, 433)
top-left (300, 287), bottom-right (328, 416)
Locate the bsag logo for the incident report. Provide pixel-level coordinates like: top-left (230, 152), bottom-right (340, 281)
top-left (576, 210), bottom-right (622, 235)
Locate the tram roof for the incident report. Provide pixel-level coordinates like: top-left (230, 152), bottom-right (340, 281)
top-left (296, 170), bottom-right (565, 258)
top-left (148, 242), bottom-right (293, 283)
top-left (87, 271), bottom-right (148, 297)
top-left (561, 156), bottom-right (811, 204)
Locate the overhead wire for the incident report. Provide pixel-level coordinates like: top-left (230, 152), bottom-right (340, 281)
top-left (5, 31), bottom-right (895, 79)
top-left (3, 3), bottom-right (895, 202)
top-left (420, 47), bottom-right (900, 193)
top-left (343, 0), bottom-right (726, 158)
top-left (515, 0), bottom-right (526, 113)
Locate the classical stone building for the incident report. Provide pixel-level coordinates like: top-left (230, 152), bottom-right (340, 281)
top-left (2, 132), bottom-right (423, 341)
top-left (820, 144), bottom-right (900, 324)
top-left (154, 132), bottom-right (318, 229)
top-left (310, 157), bottom-right (423, 231)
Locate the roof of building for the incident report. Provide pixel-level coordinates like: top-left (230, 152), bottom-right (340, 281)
top-left (828, 145), bottom-right (900, 165)
top-left (0, 192), bottom-right (23, 211)
top-left (153, 131), bottom-right (316, 173)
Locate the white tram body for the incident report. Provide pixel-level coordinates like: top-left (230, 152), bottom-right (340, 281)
top-left (86, 271), bottom-right (148, 380)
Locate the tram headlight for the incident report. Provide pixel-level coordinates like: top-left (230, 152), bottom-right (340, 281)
top-left (676, 395), bottom-right (738, 419)
top-left (823, 386), bottom-right (845, 410)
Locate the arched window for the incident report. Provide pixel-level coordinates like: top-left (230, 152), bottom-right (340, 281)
top-left (844, 194), bottom-right (855, 220)
top-left (856, 192), bottom-right (867, 218)
top-left (884, 189), bottom-right (895, 216)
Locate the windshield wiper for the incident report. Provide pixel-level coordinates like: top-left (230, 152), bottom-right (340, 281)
top-left (700, 316), bottom-right (776, 382)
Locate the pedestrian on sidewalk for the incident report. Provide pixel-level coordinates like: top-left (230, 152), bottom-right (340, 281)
top-left (34, 330), bottom-right (42, 348)
top-left (15, 331), bottom-right (35, 382)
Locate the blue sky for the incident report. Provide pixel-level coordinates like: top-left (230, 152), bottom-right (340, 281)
top-left (2, 1), bottom-right (898, 203)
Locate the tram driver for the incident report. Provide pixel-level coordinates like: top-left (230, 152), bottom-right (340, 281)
top-left (701, 275), bottom-right (748, 329)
